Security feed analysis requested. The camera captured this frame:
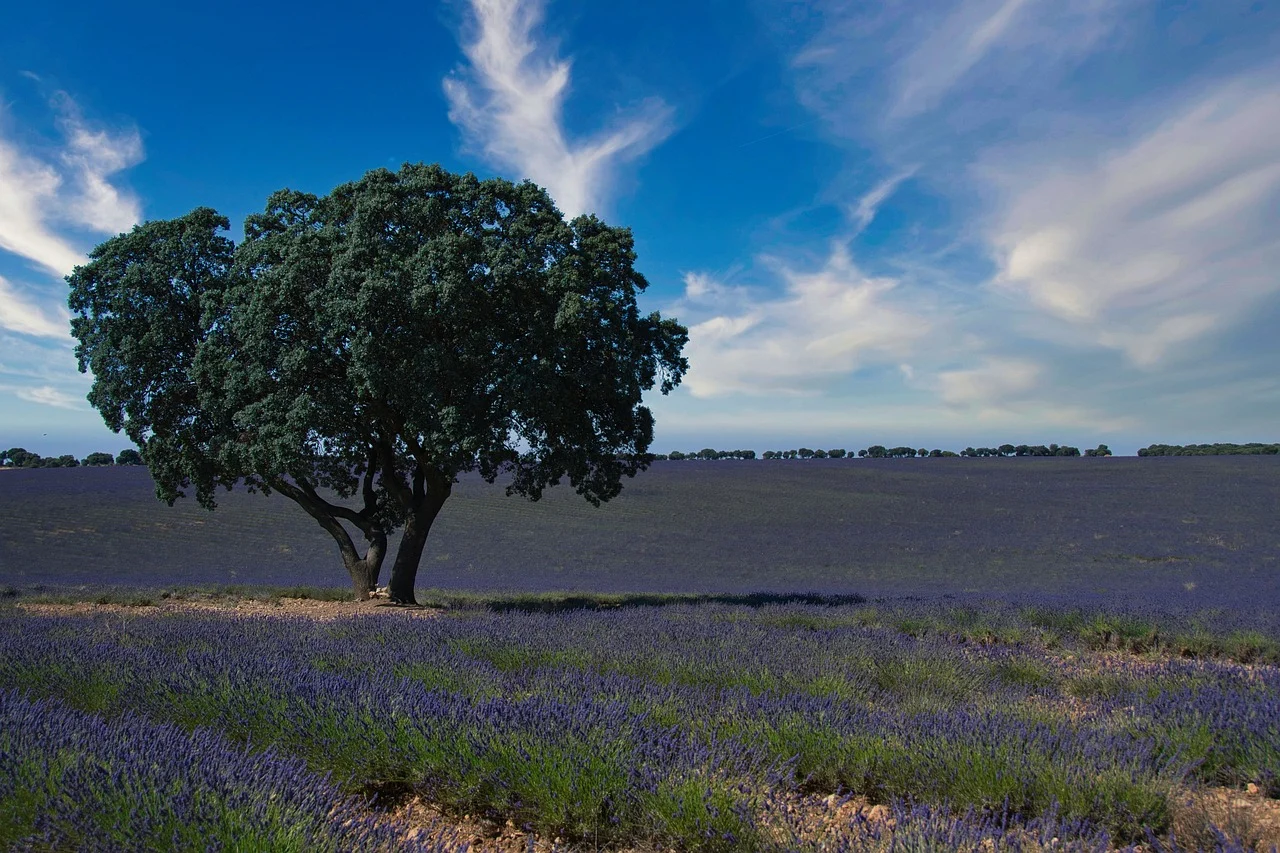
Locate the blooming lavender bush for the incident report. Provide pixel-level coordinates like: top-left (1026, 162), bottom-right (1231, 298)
top-left (0, 688), bottom-right (456, 851)
top-left (1, 603), bottom-right (1276, 850)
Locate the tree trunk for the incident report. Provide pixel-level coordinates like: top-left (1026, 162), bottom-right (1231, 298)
top-left (342, 530), bottom-right (387, 600)
top-left (387, 476), bottom-right (450, 605)
top-left (265, 475), bottom-right (388, 602)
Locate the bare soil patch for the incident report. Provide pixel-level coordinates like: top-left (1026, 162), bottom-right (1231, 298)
top-left (17, 593), bottom-right (443, 622)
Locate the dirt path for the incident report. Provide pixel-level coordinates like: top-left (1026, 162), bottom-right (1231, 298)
top-left (16, 592), bottom-right (443, 621)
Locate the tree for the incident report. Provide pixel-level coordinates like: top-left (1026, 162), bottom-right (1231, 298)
top-left (865, 445), bottom-right (887, 458)
top-left (83, 452), bottom-right (115, 466)
top-left (115, 449), bottom-right (144, 466)
top-left (998, 444), bottom-right (1016, 457)
top-left (917, 449), bottom-right (928, 459)
top-left (798, 448), bottom-right (815, 459)
top-left (2, 448), bottom-right (41, 467)
top-left (68, 163), bottom-right (688, 603)
top-left (828, 449), bottom-right (846, 459)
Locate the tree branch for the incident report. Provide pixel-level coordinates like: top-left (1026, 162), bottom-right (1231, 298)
top-left (266, 475), bottom-right (361, 566)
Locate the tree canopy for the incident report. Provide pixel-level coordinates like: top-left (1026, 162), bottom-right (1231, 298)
top-left (68, 163), bottom-right (688, 602)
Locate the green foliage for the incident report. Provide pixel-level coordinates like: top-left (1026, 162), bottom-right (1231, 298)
top-left (66, 164), bottom-right (687, 600)
top-left (82, 452), bottom-right (115, 466)
top-left (114, 448), bottom-right (143, 465)
top-left (1138, 442), bottom-right (1280, 456)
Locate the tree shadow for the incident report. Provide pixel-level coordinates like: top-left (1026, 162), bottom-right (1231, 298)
top-left (482, 591), bottom-right (867, 614)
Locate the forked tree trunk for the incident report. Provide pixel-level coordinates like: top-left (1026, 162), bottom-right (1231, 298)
top-left (387, 486), bottom-right (450, 605)
top-left (342, 531), bottom-right (387, 600)
top-left (266, 475), bottom-right (389, 602)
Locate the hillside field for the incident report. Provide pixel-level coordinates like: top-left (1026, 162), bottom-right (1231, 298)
top-left (2, 456), bottom-right (1279, 609)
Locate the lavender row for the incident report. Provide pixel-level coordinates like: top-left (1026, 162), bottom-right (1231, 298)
top-left (0, 687), bottom-right (457, 852)
top-left (5, 605), bottom-right (1277, 846)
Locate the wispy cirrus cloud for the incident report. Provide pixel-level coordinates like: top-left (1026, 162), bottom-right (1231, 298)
top-left (0, 93), bottom-right (141, 277)
top-left (723, 0), bottom-right (1280, 443)
top-left (677, 244), bottom-right (932, 398)
top-left (0, 88), bottom-right (141, 421)
top-left (442, 0), bottom-right (674, 218)
top-left (847, 167), bottom-right (918, 235)
top-left (985, 74), bottom-right (1280, 367)
top-left (14, 384), bottom-right (83, 410)
top-left (0, 274), bottom-right (70, 339)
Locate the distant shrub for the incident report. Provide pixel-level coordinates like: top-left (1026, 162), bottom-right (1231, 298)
top-left (114, 448), bottom-right (144, 465)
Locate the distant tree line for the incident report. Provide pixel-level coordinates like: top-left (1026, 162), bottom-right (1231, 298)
top-left (0, 448), bottom-right (144, 468)
top-left (662, 449), bottom-right (758, 461)
top-left (1137, 443), bottom-right (1280, 456)
top-left (656, 443), bottom-right (1112, 460)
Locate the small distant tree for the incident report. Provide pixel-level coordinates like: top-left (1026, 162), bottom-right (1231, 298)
top-left (828, 449), bottom-right (846, 459)
top-left (812, 449), bottom-right (828, 459)
top-left (1085, 444), bottom-right (1112, 457)
top-left (998, 444), bottom-right (1015, 457)
top-left (115, 448), bottom-right (144, 465)
top-left (796, 448), bottom-right (813, 459)
top-left (929, 449), bottom-right (943, 458)
top-left (865, 445), bottom-right (887, 458)
top-left (83, 452), bottom-right (115, 466)
top-left (857, 449), bottom-right (868, 458)
top-left (917, 448), bottom-right (928, 458)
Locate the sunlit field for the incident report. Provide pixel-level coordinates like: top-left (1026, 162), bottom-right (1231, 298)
top-left (2, 458), bottom-right (1278, 850)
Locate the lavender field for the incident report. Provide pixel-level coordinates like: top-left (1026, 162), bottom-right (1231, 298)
top-left (2, 457), bottom-right (1279, 850)
top-left (3, 456), bottom-right (1280, 608)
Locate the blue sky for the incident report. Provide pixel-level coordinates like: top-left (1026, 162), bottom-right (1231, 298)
top-left (2, 0), bottom-right (1278, 458)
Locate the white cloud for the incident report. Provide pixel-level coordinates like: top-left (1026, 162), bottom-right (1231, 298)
top-left (987, 75), bottom-right (1280, 366)
top-left (936, 357), bottom-right (1041, 407)
top-left (443, 0), bottom-right (673, 218)
top-left (790, 0), bottom-right (1137, 153)
top-left (847, 167), bottom-right (917, 234)
top-left (890, 0), bottom-right (1034, 119)
top-left (55, 95), bottom-right (144, 235)
top-left (679, 244), bottom-right (931, 397)
top-left (0, 274), bottom-right (71, 339)
top-left (15, 384), bottom-right (82, 410)
top-left (0, 136), bottom-right (87, 277)
top-left (0, 93), bottom-right (142, 276)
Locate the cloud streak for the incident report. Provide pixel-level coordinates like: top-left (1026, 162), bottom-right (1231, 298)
top-left (15, 384), bottom-right (83, 410)
top-left (0, 275), bottom-right (71, 339)
top-left (0, 94), bottom-right (142, 277)
top-left (678, 245), bottom-right (931, 397)
top-left (442, 0), bottom-right (673, 218)
top-left (986, 75), bottom-right (1280, 366)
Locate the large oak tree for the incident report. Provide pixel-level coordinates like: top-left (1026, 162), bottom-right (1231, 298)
top-left (68, 163), bottom-right (688, 603)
